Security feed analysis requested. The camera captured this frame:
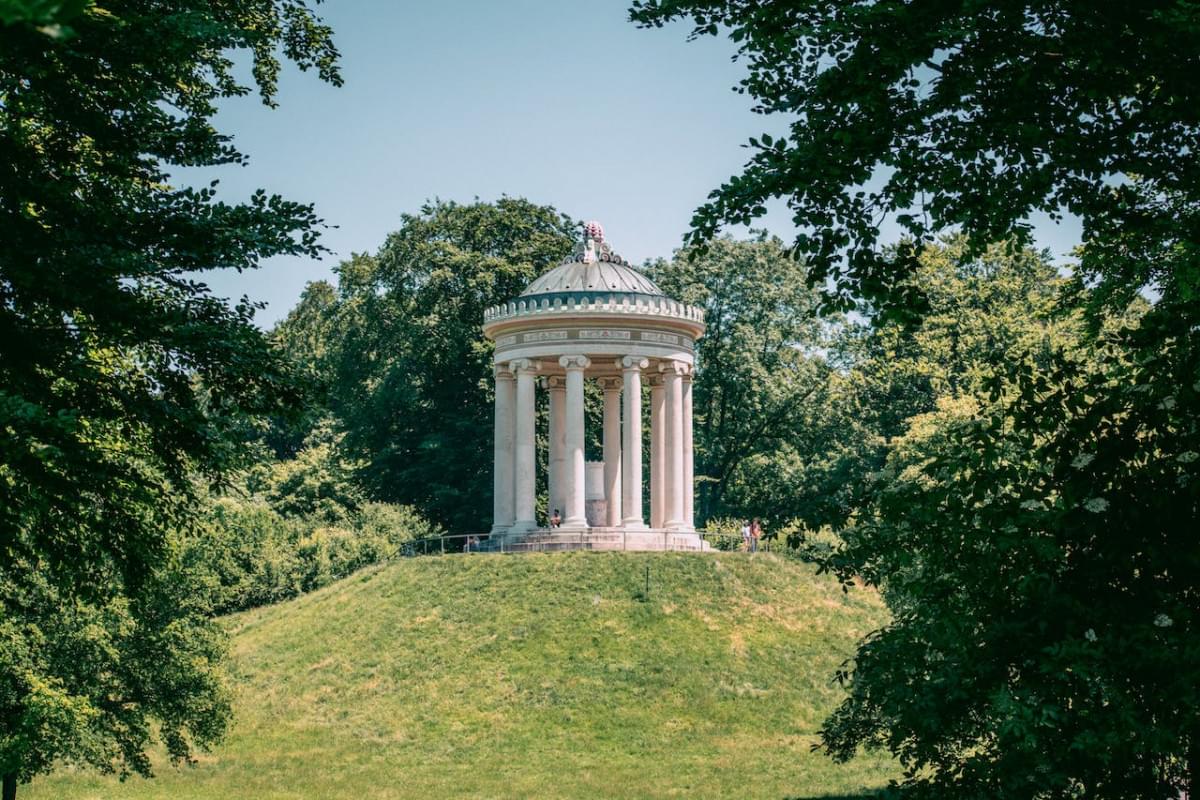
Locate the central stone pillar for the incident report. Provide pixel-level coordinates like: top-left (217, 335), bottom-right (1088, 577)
top-left (619, 356), bottom-right (648, 528)
top-left (600, 377), bottom-right (623, 527)
top-left (560, 355), bottom-right (591, 527)
top-left (511, 358), bottom-right (539, 531)
top-left (547, 376), bottom-right (566, 520)
top-left (662, 360), bottom-right (686, 530)
top-left (491, 365), bottom-right (515, 532)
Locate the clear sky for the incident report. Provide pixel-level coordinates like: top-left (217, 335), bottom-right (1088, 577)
top-left (190, 0), bottom-right (1082, 327)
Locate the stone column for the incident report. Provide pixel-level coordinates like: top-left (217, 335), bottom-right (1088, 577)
top-left (649, 374), bottom-right (665, 529)
top-left (682, 368), bottom-right (694, 529)
top-left (661, 360), bottom-right (686, 530)
top-left (600, 377), bottom-right (623, 527)
top-left (560, 355), bottom-right (591, 527)
top-left (547, 376), bottom-right (566, 520)
top-left (510, 358), bottom-right (539, 531)
top-left (491, 364), bottom-right (516, 532)
top-left (619, 356), bottom-right (648, 528)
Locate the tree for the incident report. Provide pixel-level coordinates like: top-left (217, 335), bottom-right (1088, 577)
top-left (267, 280), bottom-right (341, 458)
top-left (329, 199), bottom-right (577, 532)
top-left (801, 236), bottom-right (1079, 530)
top-left (0, 2), bottom-right (340, 796)
top-left (629, 1), bottom-right (1200, 323)
top-left (824, 316), bottom-right (1195, 799)
top-left (648, 234), bottom-right (831, 524)
top-left (630, 3), bottom-right (1200, 796)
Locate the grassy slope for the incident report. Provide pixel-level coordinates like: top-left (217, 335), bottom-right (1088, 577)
top-left (30, 552), bottom-right (896, 800)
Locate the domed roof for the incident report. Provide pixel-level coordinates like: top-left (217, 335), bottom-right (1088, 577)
top-left (520, 219), bottom-right (664, 298)
top-left (521, 259), bottom-right (663, 297)
top-left (482, 220), bottom-right (705, 336)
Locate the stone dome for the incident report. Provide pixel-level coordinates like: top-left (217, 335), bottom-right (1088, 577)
top-left (482, 220), bottom-right (704, 338)
top-left (521, 259), bottom-right (663, 297)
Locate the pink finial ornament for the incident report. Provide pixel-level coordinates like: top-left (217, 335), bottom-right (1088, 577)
top-left (584, 220), bottom-right (605, 243)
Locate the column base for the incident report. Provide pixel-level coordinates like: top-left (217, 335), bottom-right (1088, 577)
top-left (509, 519), bottom-right (537, 534)
top-left (490, 523), bottom-right (513, 536)
top-left (621, 519), bottom-right (648, 529)
top-left (562, 517), bottom-right (589, 529)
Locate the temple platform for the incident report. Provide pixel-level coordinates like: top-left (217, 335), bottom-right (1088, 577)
top-left (484, 527), bottom-right (710, 553)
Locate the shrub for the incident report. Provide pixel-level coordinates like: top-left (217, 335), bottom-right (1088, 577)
top-left (184, 498), bottom-right (439, 614)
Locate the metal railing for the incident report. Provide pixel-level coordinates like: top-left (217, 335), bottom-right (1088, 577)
top-left (399, 530), bottom-right (776, 556)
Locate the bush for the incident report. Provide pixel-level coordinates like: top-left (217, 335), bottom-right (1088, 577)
top-left (184, 497), bottom-right (440, 614)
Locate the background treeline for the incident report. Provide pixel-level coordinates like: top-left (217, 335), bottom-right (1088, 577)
top-left (258, 197), bottom-right (1103, 550)
top-left (184, 422), bottom-right (440, 615)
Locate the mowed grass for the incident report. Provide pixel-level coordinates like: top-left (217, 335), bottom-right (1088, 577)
top-left (29, 552), bottom-right (897, 799)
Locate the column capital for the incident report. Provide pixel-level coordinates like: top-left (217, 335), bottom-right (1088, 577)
top-left (559, 355), bottom-right (591, 371)
top-left (658, 359), bottom-right (691, 377)
top-left (545, 375), bottom-right (566, 390)
top-left (617, 355), bottom-right (649, 372)
top-left (508, 358), bottom-right (540, 375)
top-left (495, 364), bottom-right (515, 380)
top-left (597, 376), bottom-right (622, 391)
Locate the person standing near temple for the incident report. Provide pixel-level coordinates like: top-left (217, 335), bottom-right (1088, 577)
top-left (750, 518), bottom-right (762, 553)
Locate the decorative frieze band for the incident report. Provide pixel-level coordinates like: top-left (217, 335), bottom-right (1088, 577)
top-left (493, 327), bottom-right (694, 352)
top-left (523, 331), bottom-right (568, 343)
top-left (640, 331), bottom-right (680, 345)
top-left (579, 329), bottom-right (631, 340)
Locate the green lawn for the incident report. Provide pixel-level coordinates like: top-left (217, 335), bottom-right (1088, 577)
top-left (28, 552), bottom-right (897, 799)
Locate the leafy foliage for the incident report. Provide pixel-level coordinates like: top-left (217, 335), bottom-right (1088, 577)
top-left (630, 1), bottom-right (1200, 322)
top-left (266, 281), bottom-right (341, 458)
top-left (184, 496), bottom-right (439, 616)
top-left (1, 542), bottom-right (231, 787)
top-left (326, 199), bottom-right (577, 532)
top-left (0, 0), bottom-right (91, 38)
top-left (648, 234), bottom-right (831, 525)
top-left (825, 317), bottom-right (1198, 798)
top-left (800, 237), bottom-right (1080, 530)
top-left (630, 3), bottom-right (1200, 797)
top-left (0, 0), bottom-right (340, 793)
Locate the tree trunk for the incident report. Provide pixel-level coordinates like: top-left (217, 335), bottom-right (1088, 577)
top-left (2, 773), bottom-right (16, 800)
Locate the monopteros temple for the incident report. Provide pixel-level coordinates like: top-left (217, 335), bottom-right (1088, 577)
top-left (482, 221), bottom-right (706, 551)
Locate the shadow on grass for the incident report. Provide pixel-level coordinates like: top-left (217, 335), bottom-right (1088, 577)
top-left (784, 795), bottom-right (886, 800)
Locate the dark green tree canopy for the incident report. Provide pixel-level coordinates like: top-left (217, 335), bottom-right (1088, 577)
top-left (631, 3), bottom-right (1200, 797)
top-left (783, 236), bottom-right (1076, 532)
top-left (328, 199), bottom-right (577, 532)
top-left (648, 234), bottom-right (831, 525)
top-left (630, 1), bottom-right (1200, 319)
top-left (2, 0), bottom-right (340, 596)
top-left (823, 310), bottom-right (1196, 799)
top-left (1, 1), bottom-right (340, 794)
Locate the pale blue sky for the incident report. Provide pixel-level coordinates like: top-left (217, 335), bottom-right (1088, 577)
top-left (189, 0), bottom-right (1082, 327)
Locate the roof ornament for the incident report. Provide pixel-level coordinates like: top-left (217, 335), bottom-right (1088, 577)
top-left (579, 220), bottom-right (612, 264)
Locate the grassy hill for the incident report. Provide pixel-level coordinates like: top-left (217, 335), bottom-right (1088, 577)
top-left (28, 552), bottom-right (897, 800)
